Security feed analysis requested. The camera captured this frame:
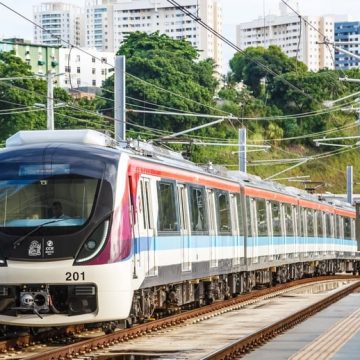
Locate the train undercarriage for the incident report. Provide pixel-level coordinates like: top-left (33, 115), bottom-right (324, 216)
top-left (129, 258), bottom-right (360, 325)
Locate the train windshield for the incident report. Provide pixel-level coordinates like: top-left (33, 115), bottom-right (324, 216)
top-left (0, 163), bottom-right (100, 229)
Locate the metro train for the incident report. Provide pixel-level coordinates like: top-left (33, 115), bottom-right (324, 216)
top-left (0, 129), bottom-right (358, 329)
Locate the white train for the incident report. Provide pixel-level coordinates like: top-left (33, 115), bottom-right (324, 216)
top-left (0, 129), bottom-right (358, 328)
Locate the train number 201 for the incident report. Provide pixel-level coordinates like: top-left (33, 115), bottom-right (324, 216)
top-left (65, 272), bottom-right (85, 281)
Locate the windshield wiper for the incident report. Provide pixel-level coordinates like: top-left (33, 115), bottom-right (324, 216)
top-left (13, 218), bottom-right (68, 249)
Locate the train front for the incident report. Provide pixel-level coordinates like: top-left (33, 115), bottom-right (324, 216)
top-left (0, 130), bottom-right (133, 327)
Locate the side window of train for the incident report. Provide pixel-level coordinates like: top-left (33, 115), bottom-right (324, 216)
top-left (140, 178), bottom-right (153, 229)
top-left (307, 209), bottom-right (314, 237)
top-left (256, 198), bottom-right (268, 237)
top-left (284, 203), bottom-right (294, 237)
top-left (316, 211), bottom-right (324, 237)
top-left (271, 201), bottom-right (281, 236)
top-left (215, 190), bottom-right (231, 234)
top-left (235, 194), bottom-right (245, 236)
top-left (157, 181), bottom-right (179, 233)
top-left (300, 207), bottom-right (307, 237)
top-left (344, 217), bottom-right (352, 240)
top-left (335, 215), bottom-right (340, 238)
top-left (351, 218), bottom-right (355, 240)
top-left (246, 196), bottom-right (254, 237)
top-left (188, 186), bottom-right (208, 234)
top-left (325, 213), bottom-right (332, 238)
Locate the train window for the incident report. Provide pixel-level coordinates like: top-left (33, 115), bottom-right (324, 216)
top-left (334, 215), bottom-right (340, 238)
top-left (157, 181), bottom-right (179, 233)
top-left (315, 211), bottom-right (323, 237)
top-left (246, 196), bottom-right (254, 237)
top-left (140, 179), bottom-right (153, 230)
top-left (216, 190), bottom-right (231, 234)
top-left (284, 204), bottom-right (294, 236)
top-left (344, 217), bottom-right (352, 240)
top-left (235, 194), bottom-right (244, 236)
top-left (271, 201), bottom-right (281, 236)
top-left (307, 209), bottom-right (314, 237)
top-left (188, 186), bottom-right (208, 234)
top-left (325, 213), bottom-right (332, 238)
top-left (300, 207), bottom-right (307, 237)
top-left (256, 198), bottom-right (268, 237)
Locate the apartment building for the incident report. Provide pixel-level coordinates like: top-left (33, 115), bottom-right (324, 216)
top-left (84, 0), bottom-right (222, 72)
top-left (58, 47), bottom-right (114, 89)
top-left (0, 38), bottom-right (60, 75)
top-left (33, 2), bottom-right (82, 47)
top-left (236, 3), bottom-right (335, 71)
top-left (335, 21), bottom-right (360, 69)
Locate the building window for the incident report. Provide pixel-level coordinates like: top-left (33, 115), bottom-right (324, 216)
top-left (77, 67), bottom-right (80, 73)
top-left (92, 79), bottom-right (96, 86)
top-left (92, 57), bottom-right (96, 63)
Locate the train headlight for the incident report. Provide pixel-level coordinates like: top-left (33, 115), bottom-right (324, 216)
top-left (75, 219), bottom-right (110, 264)
top-left (0, 259), bottom-right (6, 267)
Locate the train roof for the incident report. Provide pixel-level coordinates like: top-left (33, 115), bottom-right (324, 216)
top-left (4, 130), bottom-right (355, 213)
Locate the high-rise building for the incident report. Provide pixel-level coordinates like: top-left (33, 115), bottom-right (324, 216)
top-left (84, 0), bottom-right (222, 73)
top-left (34, 1), bottom-right (222, 73)
top-left (84, 0), bottom-right (114, 51)
top-left (335, 21), bottom-right (360, 69)
top-left (33, 2), bottom-right (82, 47)
top-left (236, 3), bottom-right (335, 72)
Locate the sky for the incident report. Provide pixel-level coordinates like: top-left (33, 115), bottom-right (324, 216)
top-left (1, 0), bottom-right (360, 72)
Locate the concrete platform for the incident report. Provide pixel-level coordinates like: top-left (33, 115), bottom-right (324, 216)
top-left (245, 293), bottom-right (360, 360)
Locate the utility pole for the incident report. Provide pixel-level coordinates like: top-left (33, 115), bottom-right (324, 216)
top-left (47, 71), bottom-right (54, 130)
top-left (114, 55), bottom-right (126, 143)
top-left (239, 127), bottom-right (246, 173)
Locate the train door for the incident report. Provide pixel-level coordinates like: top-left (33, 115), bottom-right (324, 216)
top-left (230, 193), bottom-right (240, 265)
top-left (177, 184), bottom-right (191, 271)
top-left (140, 177), bottom-right (157, 276)
top-left (207, 189), bottom-right (218, 267)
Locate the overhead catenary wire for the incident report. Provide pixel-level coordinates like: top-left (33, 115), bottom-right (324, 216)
top-left (3, 78), bottom-right (358, 147)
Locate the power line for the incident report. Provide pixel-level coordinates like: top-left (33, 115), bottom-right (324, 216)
top-left (167, 0), bottom-right (313, 101)
top-left (0, 108), bottom-right (46, 115)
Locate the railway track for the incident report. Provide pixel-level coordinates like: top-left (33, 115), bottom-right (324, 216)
top-left (3, 275), bottom-right (359, 360)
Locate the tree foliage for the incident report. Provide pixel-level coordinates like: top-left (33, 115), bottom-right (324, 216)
top-left (99, 32), bottom-right (219, 135)
top-left (229, 46), bottom-right (307, 96)
top-left (0, 51), bottom-right (48, 141)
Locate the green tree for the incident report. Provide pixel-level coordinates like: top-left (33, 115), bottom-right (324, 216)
top-left (99, 32), bottom-right (219, 135)
top-left (229, 46), bottom-right (307, 97)
top-left (0, 51), bottom-right (48, 141)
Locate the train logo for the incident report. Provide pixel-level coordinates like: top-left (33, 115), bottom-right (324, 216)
top-left (28, 241), bottom-right (41, 257)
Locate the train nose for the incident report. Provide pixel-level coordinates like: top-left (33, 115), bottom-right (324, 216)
top-left (20, 294), bottom-right (34, 307)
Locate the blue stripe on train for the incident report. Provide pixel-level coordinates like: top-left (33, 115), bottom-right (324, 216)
top-left (133, 235), bottom-right (356, 254)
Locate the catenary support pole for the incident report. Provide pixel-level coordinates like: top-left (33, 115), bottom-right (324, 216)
top-left (347, 165), bottom-right (353, 204)
top-left (47, 71), bottom-right (54, 130)
top-left (239, 127), bottom-right (246, 173)
top-left (115, 55), bottom-right (126, 142)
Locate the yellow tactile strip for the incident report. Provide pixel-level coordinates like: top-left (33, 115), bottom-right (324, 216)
top-left (290, 303), bottom-right (360, 360)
